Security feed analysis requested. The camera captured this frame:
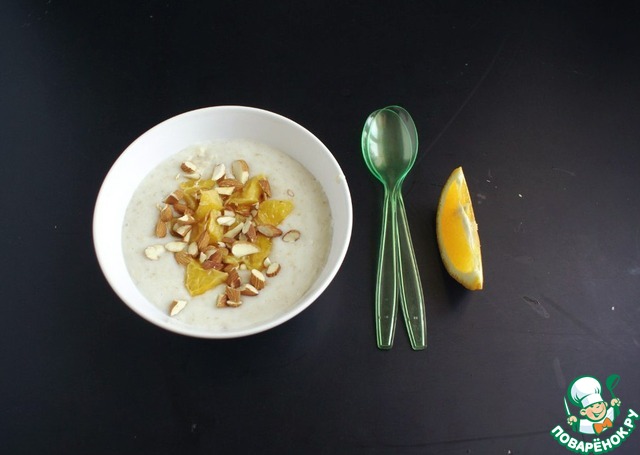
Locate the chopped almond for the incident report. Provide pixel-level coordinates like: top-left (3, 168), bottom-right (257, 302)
top-left (211, 163), bottom-right (226, 181)
top-left (169, 299), bottom-right (188, 316)
top-left (265, 262), bottom-right (281, 277)
top-left (155, 220), bottom-right (167, 238)
top-left (256, 224), bottom-right (282, 238)
top-left (226, 268), bottom-right (241, 288)
top-left (160, 204), bottom-right (173, 222)
top-left (174, 251), bottom-right (192, 265)
top-left (240, 284), bottom-right (259, 296)
top-left (282, 229), bottom-right (301, 243)
top-left (165, 189), bottom-right (184, 205)
top-left (231, 160), bottom-right (249, 184)
top-left (181, 161), bottom-right (198, 174)
top-left (216, 293), bottom-right (228, 308)
top-left (250, 269), bottom-right (266, 290)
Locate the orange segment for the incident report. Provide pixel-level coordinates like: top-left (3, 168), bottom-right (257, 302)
top-left (185, 261), bottom-right (228, 296)
top-left (436, 167), bottom-right (483, 290)
top-left (256, 200), bottom-right (294, 226)
top-left (196, 189), bottom-right (224, 221)
top-left (227, 175), bottom-right (264, 206)
top-left (180, 179), bottom-right (216, 210)
top-left (180, 178), bottom-right (216, 195)
top-left (203, 216), bottom-right (223, 243)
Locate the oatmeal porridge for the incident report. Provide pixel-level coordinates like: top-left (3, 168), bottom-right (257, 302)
top-left (122, 139), bottom-right (332, 332)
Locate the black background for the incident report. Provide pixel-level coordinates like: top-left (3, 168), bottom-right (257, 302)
top-left (2, 1), bottom-right (640, 454)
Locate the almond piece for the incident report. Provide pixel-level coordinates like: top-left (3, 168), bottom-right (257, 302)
top-left (218, 178), bottom-right (243, 192)
top-left (174, 224), bottom-right (192, 238)
top-left (215, 186), bottom-right (235, 196)
top-left (216, 216), bottom-right (236, 226)
top-left (169, 299), bottom-right (188, 316)
top-left (216, 293), bottom-right (228, 308)
top-left (234, 205), bottom-right (252, 217)
top-left (196, 230), bottom-right (210, 251)
top-left (221, 237), bottom-right (236, 246)
top-left (231, 241), bottom-right (261, 257)
top-left (250, 268), bottom-right (266, 290)
top-left (211, 163), bottom-right (226, 181)
top-left (177, 214), bottom-right (196, 225)
top-left (202, 245), bottom-right (217, 257)
top-left (245, 223), bottom-right (257, 242)
top-left (160, 204), bottom-right (173, 222)
top-left (144, 244), bottom-right (165, 260)
top-left (208, 248), bottom-right (223, 263)
top-left (258, 178), bottom-right (272, 198)
top-left (155, 220), bottom-right (167, 238)
top-left (225, 286), bottom-right (241, 306)
top-left (226, 268), bottom-right (241, 288)
top-left (202, 259), bottom-right (223, 270)
top-left (265, 262), bottom-right (281, 277)
top-left (187, 241), bottom-right (199, 257)
top-left (240, 284), bottom-right (259, 296)
top-left (256, 224), bottom-right (282, 238)
top-left (180, 161), bottom-right (198, 174)
top-left (165, 189), bottom-right (184, 205)
top-left (174, 251), bottom-right (192, 266)
top-left (231, 159), bottom-right (249, 184)
top-left (172, 203), bottom-right (190, 215)
top-left (282, 229), bottom-right (301, 243)
top-left (223, 263), bottom-right (238, 273)
top-left (225, 222), bottom-right (244, 239)
top-left (183, 172), bottom-right (201, 180)
top-left (165, 241), bottom-right (187, 252)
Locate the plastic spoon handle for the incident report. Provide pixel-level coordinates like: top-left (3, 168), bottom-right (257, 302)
top-left (375, 188), bottom-right (398, 349)
top-left (396, 193), bottom-right (427, 350)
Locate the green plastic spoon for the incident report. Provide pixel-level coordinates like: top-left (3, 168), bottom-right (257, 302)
top-left (361, 106), bottom-right (427, 350)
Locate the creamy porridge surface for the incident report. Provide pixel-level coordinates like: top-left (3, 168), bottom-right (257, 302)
top-left (122, 140), bottom-right (332, 332)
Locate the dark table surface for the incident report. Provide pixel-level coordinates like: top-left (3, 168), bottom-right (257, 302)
top-left (3, 1), bottom-right (640, 454)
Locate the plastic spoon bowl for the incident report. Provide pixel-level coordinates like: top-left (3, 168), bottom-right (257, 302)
top-left (361, 106), bottom-right (426, 350)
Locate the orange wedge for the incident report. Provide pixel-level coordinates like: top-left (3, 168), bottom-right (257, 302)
top-left (436, 167), bottom-right (483, 290)
top-left (195, 189), bottom-right (224, 221)
top-left (256, 200), bottom-right (294, 226)
top-left (185, 261), bottom-right (228, 296)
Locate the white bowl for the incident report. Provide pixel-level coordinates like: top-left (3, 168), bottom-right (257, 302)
top-left (93, 106), bottom-right (352, 338)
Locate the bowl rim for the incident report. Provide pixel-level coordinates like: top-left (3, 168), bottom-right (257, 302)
top-left (93, 105), bottom-right (352, 338)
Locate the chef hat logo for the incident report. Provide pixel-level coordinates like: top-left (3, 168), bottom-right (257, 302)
top-left (569, 376), bottom-right (603, 408)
